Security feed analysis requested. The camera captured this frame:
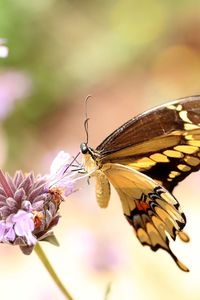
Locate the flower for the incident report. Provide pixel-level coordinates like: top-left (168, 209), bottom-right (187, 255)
top-left (0, 151), bottom-right (76, 254)
top-left (0, 39), bottom-right (8, 58)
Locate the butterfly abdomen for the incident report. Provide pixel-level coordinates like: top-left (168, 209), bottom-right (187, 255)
top-left (95, 170), bottom-right (110, 208)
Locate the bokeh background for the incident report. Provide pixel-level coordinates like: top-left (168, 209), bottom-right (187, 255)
top-left (1, 0), bottom-right (200, 299)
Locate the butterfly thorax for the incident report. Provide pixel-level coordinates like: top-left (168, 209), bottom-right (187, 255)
top-left (82, 152), bottom-right (97, 173)
top-left (80, 142), bottom-right (101, 173)
top-left (80, 142), bottom-right (110, 208)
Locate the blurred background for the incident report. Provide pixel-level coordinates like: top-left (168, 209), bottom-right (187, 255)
top-left (0, 0), bottom-right (200, 299)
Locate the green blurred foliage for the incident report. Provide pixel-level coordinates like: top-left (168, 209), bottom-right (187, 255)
top-left (1, 0), bottom-right (200, 168)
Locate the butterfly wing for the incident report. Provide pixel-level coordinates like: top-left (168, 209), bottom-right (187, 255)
top-left (97, 95), bottom-right (200, 192)
top-left (103, 163), bottom-right (189, 271)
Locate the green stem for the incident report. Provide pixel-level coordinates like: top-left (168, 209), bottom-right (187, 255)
top-left (34, 243), bottom-right (75, 300)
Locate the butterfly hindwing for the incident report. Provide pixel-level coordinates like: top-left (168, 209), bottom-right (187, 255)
top-left (103, 163), bottom-right (189, 271)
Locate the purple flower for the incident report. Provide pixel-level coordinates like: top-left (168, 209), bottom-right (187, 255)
top-left (0, 151), bottom-right (77, 254)
top-left (0, 39), bottom-right (8, 58)
top-left (0, 170), bottom-right (62, 254)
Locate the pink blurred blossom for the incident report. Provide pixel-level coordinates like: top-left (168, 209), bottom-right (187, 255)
top-left (0, 70), bottom-right (32, 119)
top-left (68, 228), bottom-right (125, 273)
top-left (0, 39), bottom-right (8, 58)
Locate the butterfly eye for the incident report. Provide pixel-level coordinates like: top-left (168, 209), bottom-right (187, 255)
top-left (80, 142), bottom-right (88, 154)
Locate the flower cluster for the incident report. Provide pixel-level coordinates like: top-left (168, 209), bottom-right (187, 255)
top-left (0, 151), bottom-right (76, 254)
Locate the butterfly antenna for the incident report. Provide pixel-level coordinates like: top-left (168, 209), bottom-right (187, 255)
top-left (84, 95), bottom-right (92, 144)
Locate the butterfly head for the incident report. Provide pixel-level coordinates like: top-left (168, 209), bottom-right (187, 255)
top-left (80, 142), bottom-right (89, 154)
top-left (80, 142), bottom-right (99, 159)
top-left (80, 142), bottom-right (100, 173)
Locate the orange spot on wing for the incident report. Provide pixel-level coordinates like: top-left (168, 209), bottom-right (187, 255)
top-left (137, 202), bottom-right (149, 212)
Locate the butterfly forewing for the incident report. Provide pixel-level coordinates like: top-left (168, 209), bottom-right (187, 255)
top-left (97, 95), bottom-right (200, 192)
top-left (97, 95), bottom-right (200, 155)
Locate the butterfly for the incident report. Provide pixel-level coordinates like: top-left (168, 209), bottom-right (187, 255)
top-left (80, 95), bottom-right (200, 272)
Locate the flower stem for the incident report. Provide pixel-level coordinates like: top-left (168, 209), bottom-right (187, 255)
top-left (34, 243), bottom-right (75, 300)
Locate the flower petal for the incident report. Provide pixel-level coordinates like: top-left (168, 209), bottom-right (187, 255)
top-left (12, 210), bottom-right (37, 245)
top-left (0, 221), bottom-right (6, 240)
top-left (4, 226), bottom-right (15, 241)
top-left (46, 151), bottom-right (77, 197)
top-left (50, 151), bottom-right (71, 176)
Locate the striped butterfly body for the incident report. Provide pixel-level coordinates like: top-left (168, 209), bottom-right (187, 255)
top-left (80, 95), bottom-right (200, 272)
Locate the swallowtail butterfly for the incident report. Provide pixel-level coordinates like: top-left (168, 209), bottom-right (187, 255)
top-left (81, 95), bottom-right (200, 272)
